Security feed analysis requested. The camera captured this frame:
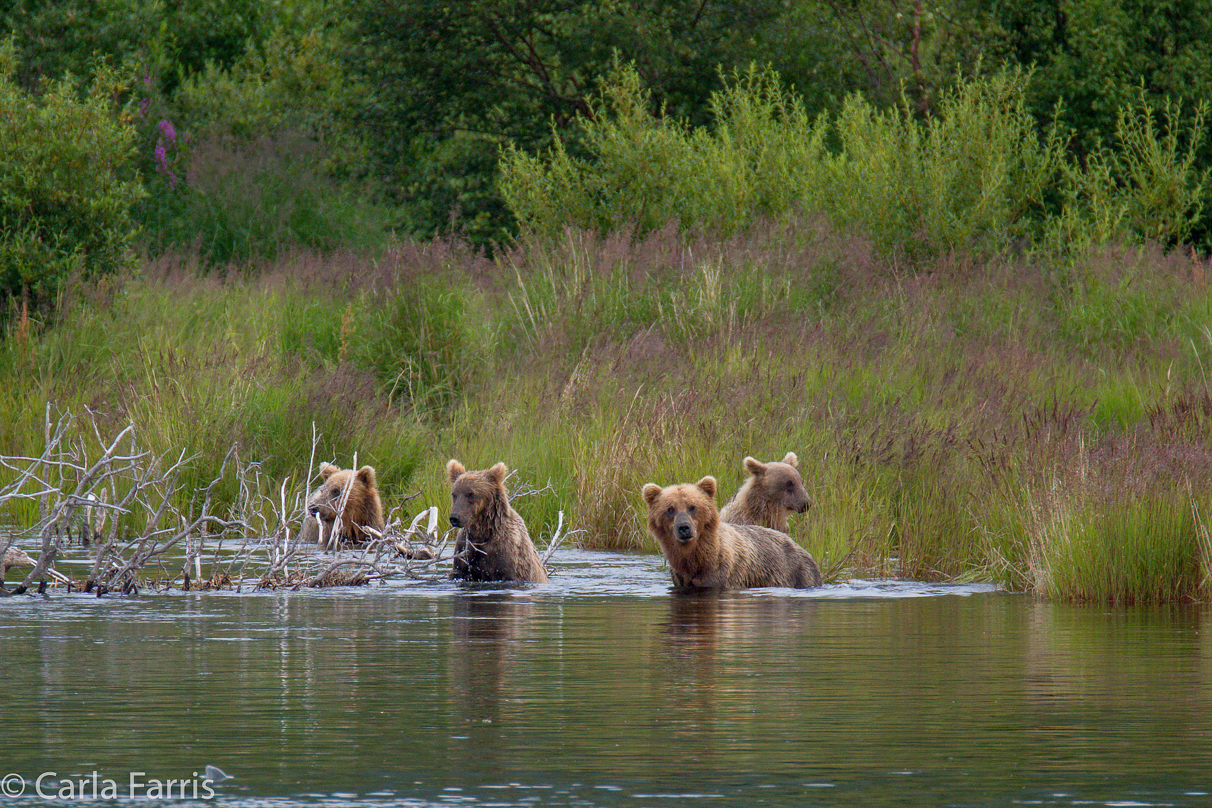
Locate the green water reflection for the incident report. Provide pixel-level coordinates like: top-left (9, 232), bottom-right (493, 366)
top-left (1, 560), bottom-right (1210, 806)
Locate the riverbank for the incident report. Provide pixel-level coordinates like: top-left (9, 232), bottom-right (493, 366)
top-left (3, 221), bottom-right (1212, 602)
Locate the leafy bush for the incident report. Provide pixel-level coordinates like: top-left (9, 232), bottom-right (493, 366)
top-left (136, 135), bottom-right (392, 266)
top-left (172, 26), bottom-right (359, 152)
top-left (503, 63), bottom-right (1209, 258)
top-left (500, 64), bottom-right (830, 240)
top-left (2, 0), bottom-right (283, 92)
top-left (826, 67), bottom-right (1068, 256)
top-left (1050, 95), bottom-right (1209, 250)
top-left (345, 0), bottom-right (807, 245)
top-left (989, 0), bottom-right (1212, 242)
top-left (0, 43), bottom-right (144, 309)
top-left (502, 64), bottom-right (1067, 256)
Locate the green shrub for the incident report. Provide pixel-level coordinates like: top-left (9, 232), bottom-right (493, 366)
top-left (1051, 94), bottom-right (1209, 249)
top-left (500, 63), bottom-right (829, 241)
top-left (136, 135), bottom-right (392, 266)
top-left (172, 26), bottom-right (360, 154)
top-left (502, 63), bottom-right (1209, 258)
top-left (827, 67), bottom-right (1068, 256)
top-left (501, 64), bottom-right (1071, 257)
top-left (0, 43), bottom-right (144, 309)
top-left (346, 0), bottom-right (809, 246)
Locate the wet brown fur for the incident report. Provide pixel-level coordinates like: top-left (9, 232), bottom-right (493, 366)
top-left (447, 459), bottom-right (548, 583)
top-left (643, 476), bottom-right (821, 590)
top-left (303, 462), bottom-right (385, 550)
top-left (720, 452), bottom-right (812, 534)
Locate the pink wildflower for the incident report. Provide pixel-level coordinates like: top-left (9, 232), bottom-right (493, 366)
top-left (158, 119), bottom-right (176, 145)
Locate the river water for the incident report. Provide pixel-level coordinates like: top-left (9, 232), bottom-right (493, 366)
top-left (2, 549), bottom-right (1210, 807)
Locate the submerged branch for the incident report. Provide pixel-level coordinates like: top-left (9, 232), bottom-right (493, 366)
top-left (1, 409), bottom-right (573, 597)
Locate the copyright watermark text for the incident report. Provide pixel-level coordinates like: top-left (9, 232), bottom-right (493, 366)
top-left (2, 771), bottom-right (217, 800)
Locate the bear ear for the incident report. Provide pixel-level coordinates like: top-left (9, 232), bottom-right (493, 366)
top-left (744, 456), bottom-right (766, 477)
top-left (642, 483), bottom-right (663, 507)
top-left (319, 462), bottom-right (339, 480)
top-left (782, 451), bottom-right (799, 468)
top-left (446, 459), bottom-right (466, 484)
top-left (695, 476), bottom-right (717, 500)
top-left (356, 465), bottom-right (377, 489)
top-left (487, 462), bottom-right (508, 484)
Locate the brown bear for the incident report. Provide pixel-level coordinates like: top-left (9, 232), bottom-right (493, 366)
top-left (301, 462), bottom-right (385, 551)
top-left (720, 452), bottom-right (812, 534)
top-left (447, 459), bottom-right (548, 583)
top-left (642, 476), bottom-right (821, 590)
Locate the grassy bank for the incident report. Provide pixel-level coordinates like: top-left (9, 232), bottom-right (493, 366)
top-left (4, 222), bottom-right (1212, 602)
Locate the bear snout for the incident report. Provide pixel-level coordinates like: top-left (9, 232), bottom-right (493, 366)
top-left (795, 497), bottom-right (811, 513)
top-left (449, 513), bottom-right (464, 529)
top-left (674, 516), bottom-right (695, 543)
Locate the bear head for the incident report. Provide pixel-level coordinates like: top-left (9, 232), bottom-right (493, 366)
top-left (447, 459), bottom-right (509, 531)
top-left (307, 462), bottom-right (379, 530)
top-left (642, 476), bottom-right (720, 547)
top-left (744, 452), bottom-right (811, 514)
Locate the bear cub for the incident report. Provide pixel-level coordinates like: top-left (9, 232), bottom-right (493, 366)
top-left (447, 459), bottom-right (548, 583)
top-left (720, 451), bottom-right (812, 534)
top-left (643, 476), bottom-right (821, 590)
top-left (303, 462), bottom-right (385, 551)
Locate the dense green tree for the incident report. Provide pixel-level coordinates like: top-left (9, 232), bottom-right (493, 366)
top-left (986, 0), bottom-right (1212, 242)
top-left (345, 0), bottom-right (812, 243)
top-left (0, 0), bottom-right (289, 92)
top-left (802, 1), bottom-right (997, 111)
top-left (989, 0), bottom-right (1212, 153)
top-left (0, 45), bottom-right (144, 311)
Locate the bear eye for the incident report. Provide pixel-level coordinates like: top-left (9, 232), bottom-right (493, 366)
top-left (665, 507), bottom-right (675, 519)
top-left (785, 481), bottom-right (794, 491)
top-left (687, 505), bottom-right (696, 514)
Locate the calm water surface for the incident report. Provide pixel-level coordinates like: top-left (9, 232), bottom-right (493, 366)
top-left (2, 549), bottom-right (1210, 807)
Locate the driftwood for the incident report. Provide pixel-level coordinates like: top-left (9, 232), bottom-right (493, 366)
top-left (0, 408), bottom-right (573, 597)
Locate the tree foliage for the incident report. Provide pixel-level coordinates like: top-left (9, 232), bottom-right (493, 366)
top-left (0, 0), bottom-right (283, 93)
top-left (0, 43), bottom-right (143, 309)
top-left (503, 64), bottom-right (1207, 257)
top-left (989, 0), bottom-right (1212, 154)
top-left (344, 0), bottom-right (799, 243)
top-left (3, 0), bottom-right (1212, 260)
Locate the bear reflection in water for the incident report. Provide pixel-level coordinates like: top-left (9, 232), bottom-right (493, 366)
top-left (657, 593), bottom-right (819, 744)
top-left (449, 595), bottom-right (538, 726)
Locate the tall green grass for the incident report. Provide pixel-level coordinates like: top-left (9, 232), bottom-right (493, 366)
top-left (1020, 491), bottom-right (1212, 604)
top-left (4, 225), bottom-right (1212, 602)
top-left (0, 250), bottom-right (466, 509)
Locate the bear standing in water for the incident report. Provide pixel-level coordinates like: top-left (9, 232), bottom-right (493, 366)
top-left (303, 462), bottom-right (385, 551)
top-left (447, 460), bottom-right (548, 583)
top-left (643, 476), bottom-right (821, 590)
top-left (720, 452), bottom-right (812, 534)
